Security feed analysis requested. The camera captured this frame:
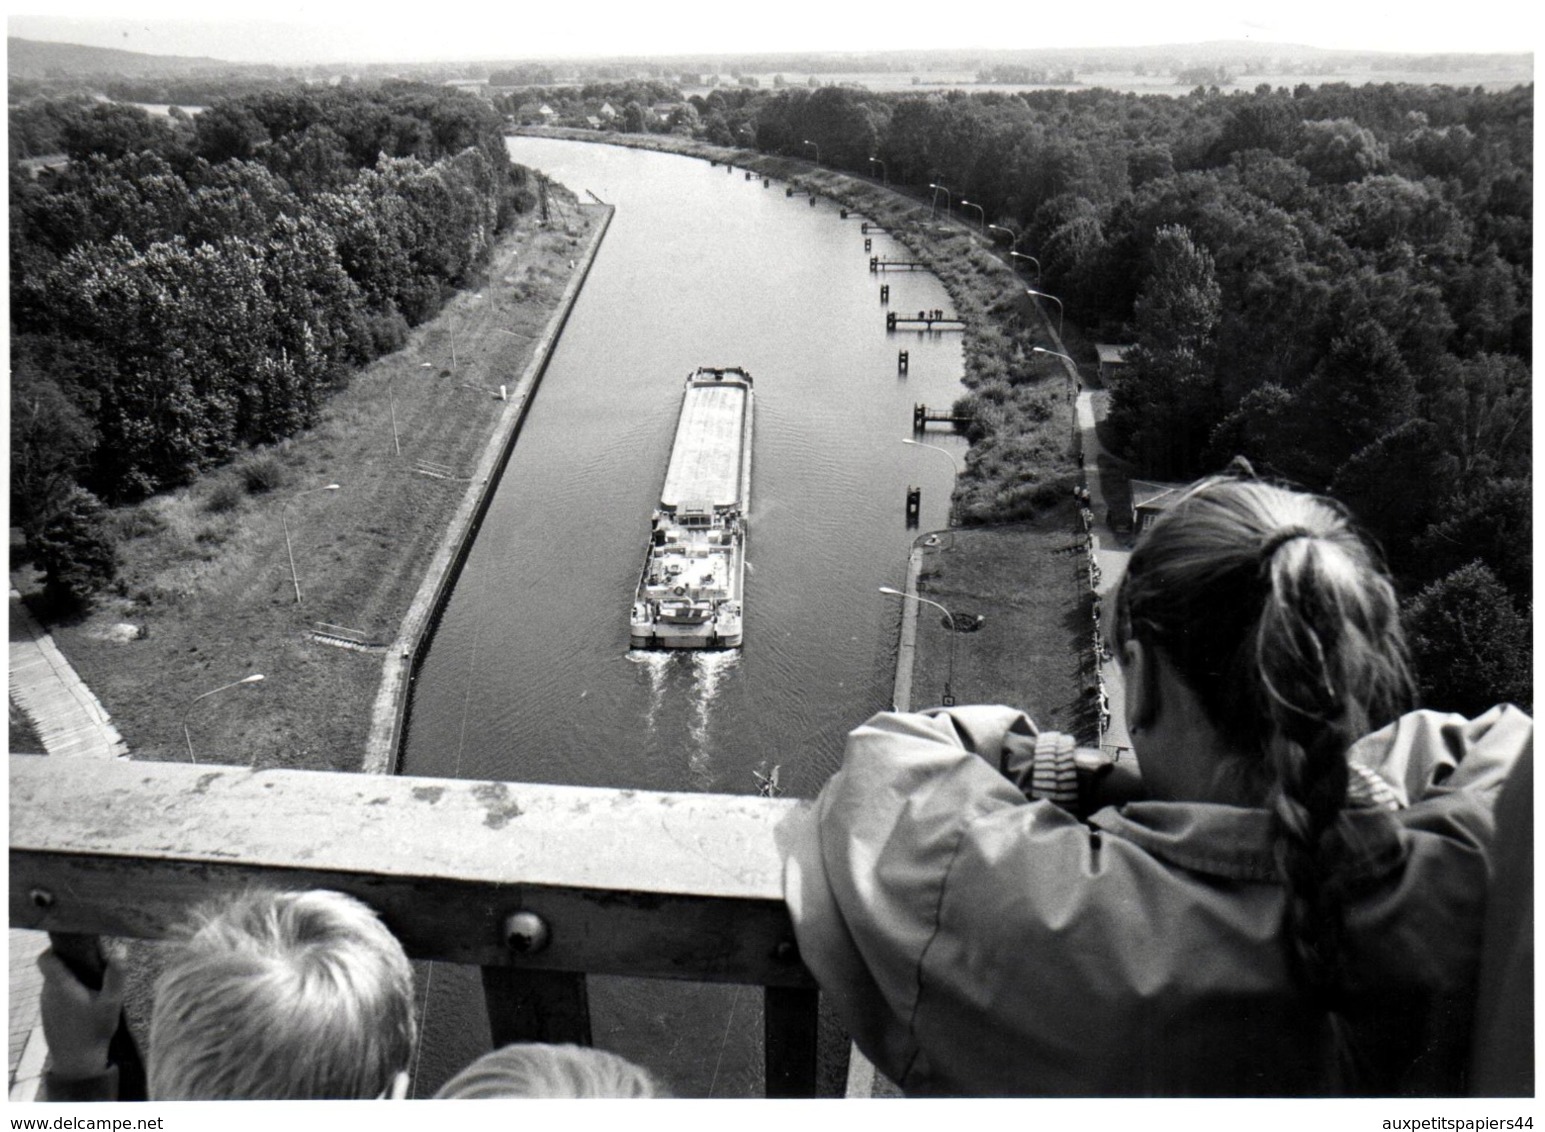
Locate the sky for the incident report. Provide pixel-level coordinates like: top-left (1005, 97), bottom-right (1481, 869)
top-left (5, 0), bottom-right (1537, 64)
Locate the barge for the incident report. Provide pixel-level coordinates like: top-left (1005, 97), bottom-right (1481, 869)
top-left (630, 367), bottom-right (754, 649)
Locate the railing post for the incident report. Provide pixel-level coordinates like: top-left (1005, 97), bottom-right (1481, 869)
top-left (481, 966), bottom-right (592, 1048)
top-left (763, 986), bottom-right (819, 1097)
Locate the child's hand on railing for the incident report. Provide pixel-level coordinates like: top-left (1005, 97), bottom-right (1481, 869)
top-left (38, 941), bottom-right (126, 1082)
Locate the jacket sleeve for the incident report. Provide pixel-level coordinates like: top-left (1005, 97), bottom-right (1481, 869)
top-left (781, 707), bottom-right (1064, 1087)
top-left (1349, 706), bottom-right (1532, 806)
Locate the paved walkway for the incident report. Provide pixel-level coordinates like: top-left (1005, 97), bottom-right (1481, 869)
top-left (9, 591), bottom-right (127, 761)
top-left (7, 586), bottom-right (129, 1101)
top-left (1074, 392), bottom-right (1134, 759)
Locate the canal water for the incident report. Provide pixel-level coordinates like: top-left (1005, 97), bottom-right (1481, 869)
top-left (400, 137), bottom-right (967, 1097)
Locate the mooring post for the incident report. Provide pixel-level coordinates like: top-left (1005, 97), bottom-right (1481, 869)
top-left (870, 256), bottom-right (879, 273)
top-left (898, 349), bottom-right (909, 373)
top-left (808, 195), bottom-right (816, 206)
top-left (886, 311), bottom-right (898, 331)
top-left (913, 403), bottom-right (926, 432)
top-left (745, 171), bottom-right (752, 180)
top-left (840, 208), bottom-right (849, 219)
top-left (763, 177), bottom-right (770, 187)
top-left (906, 486), bottom-right (922, 527)
top-left (864, 237), bottom-right (872, 252)
top-left (786, 186), bottom-right (794, 197)
top-left (880, 283), bottom-right (890, 303)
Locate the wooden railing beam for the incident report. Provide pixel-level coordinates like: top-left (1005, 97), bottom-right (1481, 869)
top-left (9, 756), bottom-right (815, 988)
top-left (10, 755), bottom-right (826, 1096)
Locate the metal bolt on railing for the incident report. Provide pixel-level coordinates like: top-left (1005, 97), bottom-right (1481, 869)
top-left (504, 910), bottom-right (551, 954)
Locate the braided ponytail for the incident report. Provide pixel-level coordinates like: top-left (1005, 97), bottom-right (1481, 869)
top-left (1115, 475), bottom-right (1416, 1019)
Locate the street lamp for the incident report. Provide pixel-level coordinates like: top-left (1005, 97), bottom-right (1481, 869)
top-left (447, 293), bottom-right (483, 370)
top-left (1032, 345), bottom-right (1077, 368)
top-left (1026, 287), bottom-right (1064, 338)
top-left (928, 182), bottom-right (951, 218)
top-left (283, 483), bottom-right (340, 605)
top-left (901, 437), bottom-right (961, 475)
top-left (803, 139), bottom-right (820, 164)
top-left (959, 199), bottom-right (986, 230)
top-left (1009, 251), bottom-right (1042, 280)
top-left (879, 586), bottom-right (958, 706)
top-left (1033, 346), bottom-right (1080, 395)
top-left (182, 674), bottom-right (264, 764)
top-left (868, 155), bottom-right (887, 184)
top-left (387, 372), bottom-right (401, 458)
top-left (902, 438), bottom-right (960, 523)
top-left (986, 223), bottom-right (1017, 245)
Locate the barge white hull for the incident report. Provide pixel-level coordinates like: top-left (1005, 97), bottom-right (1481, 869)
top-left (630, 368), bottom-right (753, 651)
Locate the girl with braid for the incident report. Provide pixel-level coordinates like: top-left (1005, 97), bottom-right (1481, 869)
top-left (784, 470), bottom-right (1530, 1096)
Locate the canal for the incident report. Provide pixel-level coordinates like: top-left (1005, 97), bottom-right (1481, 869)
top-left (399, 137), bottom-right (968, 1097)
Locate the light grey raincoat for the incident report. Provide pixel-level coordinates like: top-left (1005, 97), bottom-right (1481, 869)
top-left (783, 704), bottom-right (1531, 1096)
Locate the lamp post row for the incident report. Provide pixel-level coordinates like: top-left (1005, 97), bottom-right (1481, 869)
top-left (879, 587), bottom-right (958, 707)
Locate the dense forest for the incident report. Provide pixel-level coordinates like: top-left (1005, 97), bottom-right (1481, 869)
top-left (9, 84), bottom-right (533, 606)
top-left (8, 75), bottom-right (1531, 712)
top-left (742, 81), bottom-right (1533, 713)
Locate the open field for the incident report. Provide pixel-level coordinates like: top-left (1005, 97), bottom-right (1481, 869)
top-left (20, 205), bottom-right (600, 773)
top-left (910, 502), bottom-right (1091, 739)
top-left (685, 63), bottom-right (1533, 96)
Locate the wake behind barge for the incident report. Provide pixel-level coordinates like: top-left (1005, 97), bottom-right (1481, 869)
top-left (630, 367), bottom-right (754, 649)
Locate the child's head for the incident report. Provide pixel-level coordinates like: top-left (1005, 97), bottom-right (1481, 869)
top-left (435, 1043), bottom-right (667, 1099)
top-left (148, 889), bottom-right (416, 1100)
top-left (1114, 469), bottom-right (1414, 777)
top-left (1114, 469), bottom-right (1416, 1005)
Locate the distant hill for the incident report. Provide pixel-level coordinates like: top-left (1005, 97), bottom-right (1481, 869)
top-left (7, 35), bottom-right (1531, 89)
top-left (513, 40), bottom-right (1533, 73)
top-left (7, 36), bottom-right (236, 80)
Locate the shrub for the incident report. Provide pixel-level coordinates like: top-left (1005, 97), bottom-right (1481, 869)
top-left (1405, 561), bottom-right (1532, 715)
top-left (240, 454), bottom-right (287, 496)
top-left (112, 506), bottom-right (166, 541)
top-left (205, 481), bottom-right (242, 514)
top-left (365, 308), bottom-right (411, 356)
top-left (31, 486), bottom-right (118, 609)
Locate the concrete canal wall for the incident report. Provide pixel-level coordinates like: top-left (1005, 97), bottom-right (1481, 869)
top-left (362, 203), bottom-right (615, 775)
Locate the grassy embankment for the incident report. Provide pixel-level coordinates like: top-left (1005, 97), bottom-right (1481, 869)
top-left (907, 510), bottom-right (1094, 737)
top-left (22, 202), bottom-right (600, 772)
top-left (529, 128), bottom-right (1097, 736)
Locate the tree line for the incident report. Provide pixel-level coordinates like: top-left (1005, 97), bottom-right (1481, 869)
top-left (10, 83), bottom-right (532, 605)
top-left (747, 81), bottom-right (1531, 713)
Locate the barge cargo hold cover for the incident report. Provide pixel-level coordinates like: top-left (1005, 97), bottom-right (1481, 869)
top-left (630, 367), bottom-right (754, 649)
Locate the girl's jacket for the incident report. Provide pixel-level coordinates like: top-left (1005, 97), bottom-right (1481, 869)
top-left (782, 704), bottom-right (1531, 1096)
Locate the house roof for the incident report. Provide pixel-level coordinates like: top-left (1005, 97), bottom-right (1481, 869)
top-left (1129, 479), bottom-right (1190, 511)
top-left (1095, 343), bottom-right (1135, 365)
